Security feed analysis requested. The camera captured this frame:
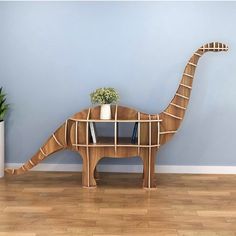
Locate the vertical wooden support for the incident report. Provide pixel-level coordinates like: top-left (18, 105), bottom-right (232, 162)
top-left (86, 108), bottom-right (91, 187)
top-left (137, 112), bottom-right (141, 156)
top-left (75, 121), bottom-right (78, 151)
top-left (142, 114), bottom-right (157, 189)
top-left (64, 120), bottom-right (68, 146)
top-left (148, 115), bottom-right (152, 188)
top-left (157, 114), bottom-right (160, 148)
top-left (114, 105), bottom-right (118, 154)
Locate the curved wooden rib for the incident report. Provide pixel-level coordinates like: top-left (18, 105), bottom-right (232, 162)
top-left (159, 42), bottom-right (228, 145)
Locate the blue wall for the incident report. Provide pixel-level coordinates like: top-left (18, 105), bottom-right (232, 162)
top-left (0, 2), bottom-right (235, 166)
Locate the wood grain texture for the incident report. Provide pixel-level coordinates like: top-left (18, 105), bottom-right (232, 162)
top-left (1, 172), bottom-right (236, 235)
top-left (5, 42), bottom-right (228, 189)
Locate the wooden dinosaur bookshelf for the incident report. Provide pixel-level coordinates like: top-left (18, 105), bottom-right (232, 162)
top-left (5, 42), bottom-right (228, 189)
top-left (69, 105), bottom-right (161, 188)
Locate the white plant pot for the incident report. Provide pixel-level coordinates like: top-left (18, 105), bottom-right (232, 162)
top-left (0, 121), bottom-right (4, 178)
top-left (100, 104), bottom-right (111, 120)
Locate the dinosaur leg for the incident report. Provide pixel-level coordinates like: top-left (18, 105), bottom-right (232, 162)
top-left (141, 149), bottom-right (157, 189)
top-left (80, 149), bottom-right (91, 188)
top-left (80, 149), bottom-right (103, 188)
top-left (89, 154), bottom-right (103, 186)
top-left (5, 123), bottom-right (67, 175)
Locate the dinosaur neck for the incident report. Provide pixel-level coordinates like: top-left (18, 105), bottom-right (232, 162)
top-left (159, 42), bottom-right (228, 145)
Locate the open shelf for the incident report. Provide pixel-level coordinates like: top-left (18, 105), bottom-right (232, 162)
top-left (117, 122), bottom-right (138, 145)
top-left (90, 136), bottom-right (114, 146)
top-left (117, 137), bottom-right (136, 145)
top-left (88, 137), bottom-right (137, 147)
top-left (71, 105), bottom-right (162, 150)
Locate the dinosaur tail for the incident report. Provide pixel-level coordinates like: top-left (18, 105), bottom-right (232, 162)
top-left (5, 121), bottom-right (68, 175)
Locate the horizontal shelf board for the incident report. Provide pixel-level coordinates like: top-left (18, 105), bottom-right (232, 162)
top-left (72, 144), bottom-right (160, 148)
top-left (69, 118), bottom-right (162, 123)
top-left (73, 136), bottom-right (160, 147)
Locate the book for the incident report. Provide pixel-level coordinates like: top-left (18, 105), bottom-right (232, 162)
top-left (89, 122), bottom-right (97, 144)
top-left (131, 122), bottom-right (138, 144)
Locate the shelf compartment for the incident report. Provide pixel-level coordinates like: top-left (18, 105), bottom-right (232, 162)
top-left (94, 136), bottom-right (114, 145)
top-left (117, 137), bottom-right (136, 145)
top-left (117, 122), bottom-right (138, 145)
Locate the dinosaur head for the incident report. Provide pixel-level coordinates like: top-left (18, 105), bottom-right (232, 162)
top-left (199, 42), bottom-right (228, 53)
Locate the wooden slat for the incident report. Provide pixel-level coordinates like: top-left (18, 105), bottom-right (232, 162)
top-left (64, 120), bottom-right (68, 145)
top-left (194, 52), bottom-right (202, 57)
top-left (148, 115), bottom-right (151, 188)
top-left (52, 134), bottom-right (63, 147)
top-left (163, 112), bottom-right (182, 120)
top-left (137, 112), bottom-right (140, 155)
top-left (86, 108), bottom-right (91, 187)
top-left (75, 121), bottom-right (78, 151)
top-left (188, 62), bottom-right (197, 67)
top-left (114, 105), bottom-right (118, 154)
top-left (160, 130), bottom-right (177, 135)
top-left (29, 160), bottom-right (35, 167)
top-left (69, 118), bottom-right (162, 123)
top-left (200, 47), bottom-right (226, 50)
top-left (180, 83), bottom-right (192, 89)
top-left (170, 102), bottom-right (186, 110)
top-left (183, 73), bottom-right (194, 79)
top-left (157, 114), bottom-right (160, 148)
top-left (72, 143), bottom-right (160, 148)
top-left (40, 148), bottom-right (47, 157)
top-left (176, 93), bottom-right (190, 100)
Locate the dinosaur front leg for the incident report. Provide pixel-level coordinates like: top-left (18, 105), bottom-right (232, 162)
top-left (141, 149), bottom-right (157, 189)
top-left (80, 149), bottom-right (102, 188)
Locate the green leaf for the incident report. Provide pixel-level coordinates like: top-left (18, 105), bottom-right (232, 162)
top-left (0, 87), bottom-right (9, 120)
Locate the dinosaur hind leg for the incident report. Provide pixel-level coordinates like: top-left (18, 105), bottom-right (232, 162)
top-left (5, 124), bottom-right (67, 175)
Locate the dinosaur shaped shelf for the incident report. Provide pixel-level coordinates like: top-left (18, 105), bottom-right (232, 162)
top-left (5, 42), bottom-right (228, 189)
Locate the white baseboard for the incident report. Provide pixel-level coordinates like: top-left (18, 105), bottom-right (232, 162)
top-left (5, 163), bottom-right (236, 174)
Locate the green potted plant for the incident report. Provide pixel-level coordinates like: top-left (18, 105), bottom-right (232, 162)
top-left (90, 87), bottom-right (119, 120)
top-left (0, 87), bottom-right (9, 177)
